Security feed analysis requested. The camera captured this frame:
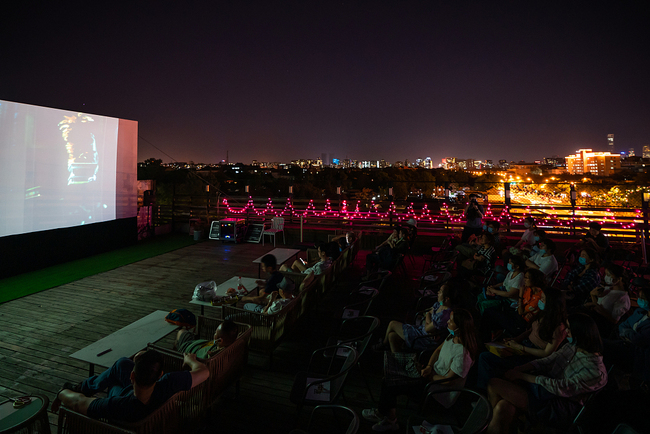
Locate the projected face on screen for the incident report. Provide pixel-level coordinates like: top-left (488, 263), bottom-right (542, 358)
top-left (0, 100), bottom-right (137, 238)
top-left (58, 113), bottom-right (99, 185)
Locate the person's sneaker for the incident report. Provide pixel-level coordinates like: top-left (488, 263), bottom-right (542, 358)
top-left (62, 381), bottom-right (82, 393)
top-left (361, 408), bottom-right (383, 423)
top-left (372, 417), bottom-right (399, 432)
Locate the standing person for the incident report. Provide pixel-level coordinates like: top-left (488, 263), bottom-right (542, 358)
top-left (486, 314), bottom-right (607, 434)
top-left (51, 349), bottom-right (208, 423)
top-left (461, 194), bottom-right (484, 242)
top-left (241, 254), bottom-right (284, 307)
top-left (362, 309), bottom-right (477, 432)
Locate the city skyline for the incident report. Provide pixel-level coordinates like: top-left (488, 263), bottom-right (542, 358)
top-left (3, 2), bottom-right (650, 164)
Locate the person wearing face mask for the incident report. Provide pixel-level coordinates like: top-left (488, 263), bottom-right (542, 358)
top-left (583, 264), bottom-right (630, 335)
top-left (476, 288), bottom-right (568, 391)
top-left (477, 255), bottom-right (526, 315)
top-left (574, 221), bottom-right (610, 255)
top-left (522, 229), bottom-right (547, 256)
top-left (562, 248), bottom-right (601, 304)
top-left (602, 285), bottom-right (650, 384)
top-left (525, 239), bottom-right (559, 283)
top-left (362, 309), bottom-right (477, 432)
top-left (512, 217), bottom-right (536, 252)
top-left (486, 313), bottom-right (607, 433)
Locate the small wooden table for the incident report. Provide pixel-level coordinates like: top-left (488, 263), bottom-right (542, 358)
top-left (70, 310), bottom-right (179, 376)
top-left (253, 248), bottom-right (300, 277)
top-left (0, 395), bottom-right (50, 434)
top-left (189, 276), bottom-right (259, 316)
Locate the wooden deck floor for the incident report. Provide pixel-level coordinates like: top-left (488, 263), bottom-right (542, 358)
top-left (0, 240), bottom-right (427, 433)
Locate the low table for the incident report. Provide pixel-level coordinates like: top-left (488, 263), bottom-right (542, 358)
top-left (253, 248), bottom-right (300, 277)
top-left (0, 395), bottom-right (50, 434)
top-left (189, 276), bottom-right (259, 316)
top-left (70, 310), bottom-right (179, 376)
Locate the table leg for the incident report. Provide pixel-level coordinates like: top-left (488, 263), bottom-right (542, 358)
top-left (201, 305), bottom-right (205, 316)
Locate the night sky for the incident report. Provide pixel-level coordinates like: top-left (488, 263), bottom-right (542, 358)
top-left (2, 1), bottom-right (649, 165)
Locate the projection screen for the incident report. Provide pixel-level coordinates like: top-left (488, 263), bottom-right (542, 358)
top-left (0, 99), bottom-right (137, 238)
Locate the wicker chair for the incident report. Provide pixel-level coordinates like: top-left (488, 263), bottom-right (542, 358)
top-left (58, 407), bottom-right (137, 434)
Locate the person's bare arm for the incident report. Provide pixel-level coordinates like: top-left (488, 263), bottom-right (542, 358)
top-left (184, 353), bottom-right (209, 388)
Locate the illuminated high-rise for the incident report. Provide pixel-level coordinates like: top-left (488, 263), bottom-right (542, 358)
top-left (643, 145), bottom-right (650, 158)
top-left (607, 134), bottom-right (614, 153)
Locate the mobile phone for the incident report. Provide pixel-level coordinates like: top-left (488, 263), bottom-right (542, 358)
top-left (300, 258), bottom-right (306, 265)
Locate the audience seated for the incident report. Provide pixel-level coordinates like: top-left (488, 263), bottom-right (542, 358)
top-left (563, 248), bottom-right (601, 304)
top-left (459, 232), bottom-right (496, 274)
top-left (282, 242), bottom-right (333, 275)
top-left (525, 238), bottom-right (559, 283)
top-left (362, 309), bottom-right (477, 432)
top-left (374, 279), bottom-right (461, 353)
top-left (175, 319), bottom-right (239, 358)
top-left (582, 263), bottom-right (630, 335)
top-left (244, 277), bottom-right (296, 313)
top-left (574, 221), bottom-right (609, 255)
top-left (477, 255), bottom-right (526, 315)
top-left (363, 227), bottom-right (409, 278)
top-left (522, 229), bottom-right (547, 257)
top-left (603, 285), bottom-right (650, 383)
top-left (486, 313), bottom-right (607, 433)
top-left (477, 287), bottom-right (568, 390)
top-left (52, 349), bottom-right (209, 423)
top-left (509, 217), bottom-right (536, 254)
top-left (481, 268), bottom-right (546, 340)
top-left (241, 254), bottom-right (284, 307)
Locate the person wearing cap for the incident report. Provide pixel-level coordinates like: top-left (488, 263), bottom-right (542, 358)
top-left (243, 277), bottom-right (296, 314)
top-left (262, 277), bottom-right (296, 315)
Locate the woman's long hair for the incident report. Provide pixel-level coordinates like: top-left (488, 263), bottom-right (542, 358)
top-left (450, 308), bottom-right (478, 361)
top-left (535, 287), bottom-right (567, 343)
top-left (568, 313), bottom-right (603, 354)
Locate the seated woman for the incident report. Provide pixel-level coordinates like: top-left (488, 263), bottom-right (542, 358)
top-left (521, 229), bottom-right (547, 257)
top-left (507, 217), bottom-right (536, 255)
top-left (364, 227), bottom-right (409, 277)
top-left (281, 242), bottom-right (332, 275)
top-left (486, 313), bottom-right (608, 434)
top-left (476, 287), bottom-right (568, 390)
top-left (602, 285), bottom-right (650, 383)
top-left (477, 255), bottom-right (526, 315)
top-left (563, 248), bottom-right (601, 304)
top-left (374, 280), bottom-right (461, 353)
top-left (583, 263), bottom-right (630, 335)
top-left (362, 309), bottom-right (477, 432)
top-left (459, 232), bottom-right (496, 274)
top-left (481, 268), bottom-right (546, 340)
top-left (525, 238), bottom-right (559, 283)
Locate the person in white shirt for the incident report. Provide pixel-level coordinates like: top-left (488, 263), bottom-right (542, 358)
top-left (525, 239), bottom-right (558, 283)
top-left (243, 277), bottom-right (296, 314)
top-left (584, 264), bottom-right (630, 334)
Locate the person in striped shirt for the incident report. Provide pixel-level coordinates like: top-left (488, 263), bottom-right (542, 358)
top-left (486, 313), bottom-right (607, 434)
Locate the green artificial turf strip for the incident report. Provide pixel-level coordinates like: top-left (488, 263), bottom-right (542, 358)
top-left (0, 234), bottom-right (199, 304)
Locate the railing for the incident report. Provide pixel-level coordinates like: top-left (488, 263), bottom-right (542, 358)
top-left (146, 192), bottom-right (649, 246)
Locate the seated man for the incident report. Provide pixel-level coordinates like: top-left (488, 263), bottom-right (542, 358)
top-left (241, 254), bottom-right (284, 306)
top-left (525, 238), bottom-right (559, 283)
top-left (174, 319), bottom-right (239, 358)
top-left (243, 277), bottom-right (296, 313)
top-left (281, 242), bottom-right (333, 275)
top-left (52, 349), bottom-right (208, 423)
top-left (575, 221), bottom-right (609, 254)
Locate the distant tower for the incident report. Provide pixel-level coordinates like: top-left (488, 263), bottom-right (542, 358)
top-left (643, 145), bottom-right (650, 158)
top-left (629, 147), bottom-right (635, 157)
top-left (607, 134), bottom-right (614, 153)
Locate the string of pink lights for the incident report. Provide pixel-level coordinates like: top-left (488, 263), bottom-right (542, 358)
top-left (221, 197), bottom-right (640, 229)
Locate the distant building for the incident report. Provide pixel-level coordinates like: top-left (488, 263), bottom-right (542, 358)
top-left (565, 149), bottom-right (621, 176)
top-left (644, 145), bottom-right (650, 159)
top-left (608, 134), bottom-right (614, 153)
top-left (498, 159), bottom-right (509, 168)
top-left (544, 156), bottom-right (566, 167)
top-left (629, 147), bottom-right (635, 157)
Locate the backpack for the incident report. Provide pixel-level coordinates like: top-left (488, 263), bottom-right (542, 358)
top-left (165, 309), bottom-right (196, 328)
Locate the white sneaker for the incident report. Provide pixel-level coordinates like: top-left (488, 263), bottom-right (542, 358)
top-left (372, 417), bottom-right (399, 432)
top-left (362, 408), bottom-right (383, 423)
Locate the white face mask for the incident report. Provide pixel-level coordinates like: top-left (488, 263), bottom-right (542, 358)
top-left (604, 275), bottom-right (616, 286)
top-left (524, 222), bottom-right (530, 228)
